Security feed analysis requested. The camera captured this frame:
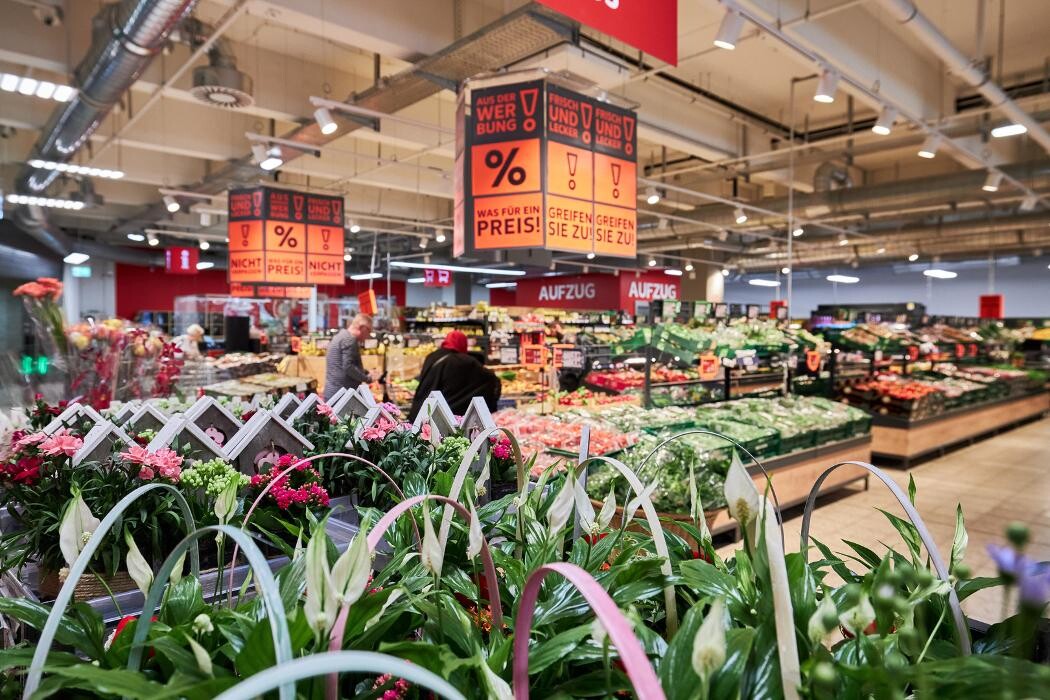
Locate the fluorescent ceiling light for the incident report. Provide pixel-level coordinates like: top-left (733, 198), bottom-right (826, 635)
top-left (871, 107), bottom-right (897, 135)
top-left (0, 74), bottom-right (18, 91)
top-left (259, 146), bottom-right (283, 171)
top-left (199, 240), bottom-right (210, 250)
top-left (991, 123), bottom-right (1027, 138)
top-left (664, 269), bottom-right (683, 276)
top-left (0, 73), bottom-right (75, 102)
top-left (917, 134), bottom-right (940, 159)
top-left (5, 193), bottom-right (85, 209)
top-left (350, 272), bottom-right (383, 280)
top-left (645, 186), bottom-right (661, 205)
top-left (196, 261), bottom-right (215, 270)
top-left (63, 252), bottom-right (90, 265)
top-left (982, 170), bottom-right (1003, 192)
top-left (748, 278), bottom-right (780, 287)
top-left (389, 261), bottom-right (525, 276)
top-left (734, 207), bottom-right (748, 224)
top-left (713, 9), bottom-right (745, 50)
top-left (53, 85), bottom-right (74, 102)
top-left (827, 274), bottom-right (860, 284)
top-left (923, 268), bottom-right (957, 279)
top-left (127, 233), bottom-right (145, 242)
top-left (314, 107), bottom-right (338, 135)
top-left (17, 77), bottom-right (38, 96)
top-left (163, 195), bottom-right (180, 213)
top-left (486, 281), bottom-right (518, 289)
top-left (792, 227), bottom-right (804, 237)
top-left (406, 277), bottom-right (426, 284)
top-left (813, 69), bottom-right (838, 103)
top-left (908, 253), bottom-right (919, 262)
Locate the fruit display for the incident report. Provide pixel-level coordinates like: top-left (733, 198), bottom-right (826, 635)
top-left (842, 375), bottom-right (946, 420)
top-left (551, 389), bottom-right (638, 407)
top-left (585, 368), bottom-right (646, 391)
top-left (492, 409), bottom-right (640, 474)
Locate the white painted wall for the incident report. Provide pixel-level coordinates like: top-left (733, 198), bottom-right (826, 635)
top-left (62, 260), bottom-right (117, 322)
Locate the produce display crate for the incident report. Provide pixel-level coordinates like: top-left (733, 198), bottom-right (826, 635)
top-left (694, 418), bottom-right (780, 459)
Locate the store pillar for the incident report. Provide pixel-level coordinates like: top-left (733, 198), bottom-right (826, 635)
top-left (705, 264), bottom-right (725, 302)
top-left (454, 274), bottom-right (472, 305)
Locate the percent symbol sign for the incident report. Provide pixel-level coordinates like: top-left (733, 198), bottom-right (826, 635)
top-left (485, 147), bottom-right (526, 187)
top-left (274, 224), bottom-right (298, 248)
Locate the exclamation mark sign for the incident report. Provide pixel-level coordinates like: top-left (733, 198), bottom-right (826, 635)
top-left (321, 228), bottom-right (331, 251)
top-left (567, 152), bottom-right (578, 191)
top-left (240, 223), bottom-right (250, 246)
top-left (611, 162), bottom-right (622, 200)
top-left (520, 88), bottom-right (539, 132)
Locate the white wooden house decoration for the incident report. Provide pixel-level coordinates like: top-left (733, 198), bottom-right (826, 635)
top-left (331, 383), bottom-right (376, 420)
top-left (286, 393), bottom-right (323, 424)
top-left (146, 414), bottom-right (226, 462)
top-left (73, 421), bottom-right (136, 467)
top-left (124, 404), bottom-right (169, 435)
top-left (43, 403), bottom-right (104, 435)
top-left (272, 393), bottom-right (301, 420)
top-left (349, 405), bottom-right (400, 443)
top-left (222, 410), bottom-right (314, 475)
top-left (327, 386), bottom-right (348, 406)
top-left (461, 397), bottom-right (499, 503)
top-left (410, 392), bottom-right (457, 440)
top-left (108, 402), bottom-right (140, 426)
top-left (182, 397), bottom-right (242, 450)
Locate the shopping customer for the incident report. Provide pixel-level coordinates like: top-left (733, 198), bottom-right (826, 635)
top-left (324, 313), bottom-right (373, 400)
top-left (174, 323), bottom-right (205, 360)
top-left (408, 330), bottom-right (501, 420)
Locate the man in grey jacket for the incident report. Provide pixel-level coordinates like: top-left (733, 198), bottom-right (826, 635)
top-left (323, 313), bottom-right (373, 400)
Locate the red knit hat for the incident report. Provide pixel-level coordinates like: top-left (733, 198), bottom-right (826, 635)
top-left (441, 330), bottom-right (468, 353)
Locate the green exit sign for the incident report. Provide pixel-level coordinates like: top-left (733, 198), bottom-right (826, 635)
top-left (20, 356), bottom-right (49, 376)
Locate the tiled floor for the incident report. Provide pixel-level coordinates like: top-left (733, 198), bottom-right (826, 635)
top-left (720, 416), bottom-right (1050, 624)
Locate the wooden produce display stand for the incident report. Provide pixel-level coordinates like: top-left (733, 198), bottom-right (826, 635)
top-left (871, 390), bottom-right (1049, 467)
top-left (600, 434), bottom-right (872, 544)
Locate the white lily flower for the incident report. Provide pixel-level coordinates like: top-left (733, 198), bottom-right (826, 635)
top-left (169, 551), bottom-right (187, 585)
top-left (597, 487), bottom-right (617, 531)
top-left (839, 594), bottom-right (876, 636)
top-left (304, 525), bottom-right (336, 635)
top-left (808, 595), bottom-right (838, 646)
top-left (691, 598), bottom-right (727, 678)
top-left (213, 478), bottom-right (239, 526)
top-left (192, 613), bottom-right (214, 635)
top-left (475, 461), bottom-right (491, 499)
top-left (574, 474), bottom-right (597, 534)
top-left (329, 517), bottom-right (372, 608)
top-left (187, 637), bottom-right (213, 677)
top-left (364, 588), bottom-right (403, 631)
top-left (124, 531), bottom-right (154, 596)
top-left (59, 487), bottom-right (100, 568)
top-left (547, 474), bottom-right (575, 538)
top-left (724, 454), bottom-right (760, 528)
top-left (623, 480), bottom-right (658, 524)
top-left (466, 505), bottom-right (484, 561)
top-left (479, 657), bottom-right (513, 700)
top-left (421, 500), bottom-right (444, 577)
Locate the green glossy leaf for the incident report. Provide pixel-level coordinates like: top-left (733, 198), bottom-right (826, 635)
top-left (162, 577), bottom-right (207, 628)
top-left (680, 559), bottom-right (735, 598)
top-left (840, 540), bottom-right (882, 570)
top-left (0, 646), bottom-right (79, 673)
top-left (877, 508), bottom-right (923, 564)
top-left (709, 627), bottom-right (756, 700)
top-left (810, 537), bottom-right (860, 584)
top-left (658, 603), bottom-right (704, 700)
top-left (528, 623), bottom-right (591, 674)
top-left (955, 576), bottom-right (1001, 601)
top-left (0, 598), bottom-right (94, 653)
top-left (31, 664), bottom-right (166, 699)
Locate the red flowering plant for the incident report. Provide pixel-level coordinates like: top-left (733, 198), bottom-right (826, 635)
top-left (0, 425), bottom-right (192, 583)
top-left (244, 454), bottom-right (330, 549)
top-left (116, 328), bottom-right (184, 401)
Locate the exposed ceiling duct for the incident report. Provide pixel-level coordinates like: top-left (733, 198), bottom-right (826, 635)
top-left (180, 16), bottom-right (254, 109)
top-left (812, 161), bottom-right (853, 192)
top-left (18, 0), bottom-right (198, 194)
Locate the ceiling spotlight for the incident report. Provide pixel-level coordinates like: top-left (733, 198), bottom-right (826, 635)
top-left (250, 143), bottom-right (267, 163)
top-left (127, 233), bottom-right (145, 242)
top-left (1019, 194), bottom-right (1039, 212)
top-left (147, 236), bottom-right (160, 247)
top-left (792, 227), bottom-right (804, 237)
top-left (419, 238), bottom-right (428, 249)
top-left (748, 279), bottom-right (780, 287)
top-left (781, 266), bottom-right (790, 274)
top-left (923, 268), bottom-right (957, 279)
top-left (813, 69), bottom-right (839, 104)
top-left (875, 247), bottom-right (886, 255)
top-left (259, 146), bottom-right (283, 171)
top-left (908, 253), bottom-right (919, 262)
top-left (982, 170), bottom-right (1003, 192)
top-left (647, 257), bottom-right (657, 267)
top-left (684, 262), bottom-right (694, 272)
top-left (200, 212), bottom-right (212, 227)
top-left (713, 8), bottom-right (745, 50)
top-left (827, 274), bottom-right (860, 284)
top-left (586, 252), bottom-right (596, 260)
top-left (734, 207), bottom-right (748, 224)
top-left (435, 230), bottom-right (446, 243)
top-left (349, 222), bottom-right (361, 233)
top-left (314, 107), bottom-right (338, 136)
top-left (917, 134), bottom-right (940, 159)
top-left (196, 261), bottom-right (215, 270)
top-left (645, 186), bottom-right (661, 205)
top-left (199, 240), bottom-right (210, 250)
top-left (838, 233), bottom-right (849, 246)
top-left (871, 107), bottom-right (896, 136)
top-left (343, 253), bottom-right (352, 262)
top-left (720, 268), bottom-right (730, 277)
top-left (991, 123), bottom-right (1027, 138)
top-left (163, 195), bottom-right (180, 213)
top-left (63, 252), bottom-right (90, 265)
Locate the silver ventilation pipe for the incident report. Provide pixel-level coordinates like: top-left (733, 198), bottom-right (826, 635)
top-left (18, 0), bottom-right (198, 194)
top-left (812, 161), bottom-right (853, 192)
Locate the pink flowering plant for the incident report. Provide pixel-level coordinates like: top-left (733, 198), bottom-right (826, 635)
top-left (244, 454), bottom-right (331, 546)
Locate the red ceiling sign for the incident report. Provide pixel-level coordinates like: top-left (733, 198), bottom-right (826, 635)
top-left (536, 0), bottom-right (678, 66)
top-left (358, 289), bottom-right (378, 315)
top-left (423, 268), bottom-right (452, 287)
top-left (165, 246), bottom-right (198, 275)
top-left (514, 271), bottom-right (678, 311)
top-left (227, 185), bottom-right (345, 286)
top-left (979, 294), bottom-right (1004, 319)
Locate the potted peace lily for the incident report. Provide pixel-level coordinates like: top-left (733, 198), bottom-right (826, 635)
top-left (0, 435), bottom-right (1047, 699)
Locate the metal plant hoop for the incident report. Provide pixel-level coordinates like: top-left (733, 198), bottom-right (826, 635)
top-left (799, 460), bottom-right (971, 656)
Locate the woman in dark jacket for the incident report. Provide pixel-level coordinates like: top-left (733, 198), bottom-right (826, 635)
top-left (408, 330), bottom-right (502, 420)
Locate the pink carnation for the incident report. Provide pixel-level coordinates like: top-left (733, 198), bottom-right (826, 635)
top-left (316, 401), bottom-right (335, 418)
top-left (149, 448), bottom-right (183, 481)
top-left (39, 430), bottom-right (83, 457)
top-left (13, 431), bottom-right (47, 451)
top-left (361, 426), bottom-right (387, 441)
top-left (376, 417), bottom-right (398, 433)
top-left (380, 402), bottom-right (402, 418)
top-left (120, 444), bottom-right (152, 465)
top-left (138, 465), bottom-right (155, 481)
top-left (419, 423), bottom-right (432, 442)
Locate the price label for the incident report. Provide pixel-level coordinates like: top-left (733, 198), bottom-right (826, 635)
top-left (561, 348), bottom-right (586, 370)
top-left (364, 339), bottom-right (379, 349)
top-left (499, 346), bottom-right (520, 364)
top-left (698, 354), bottom-right (720, 380)
top-left (787, 355), bottom-right (798, 370)
top-left (954, 343), bottom-right (965, 359)
top-left (721, 356), bottom-right (736, 368)
top-left (738, 355), bottom-right (756, 368)
top-left (714, 303), bottom-right (728, 319)
top-left (874, 349), bottom-right (883, 363)
top-left (746, 304), bottom-right (759, 320)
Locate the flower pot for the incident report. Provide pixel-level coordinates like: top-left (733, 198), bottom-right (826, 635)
top-left (37, 568), bottom-right (138, 602)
